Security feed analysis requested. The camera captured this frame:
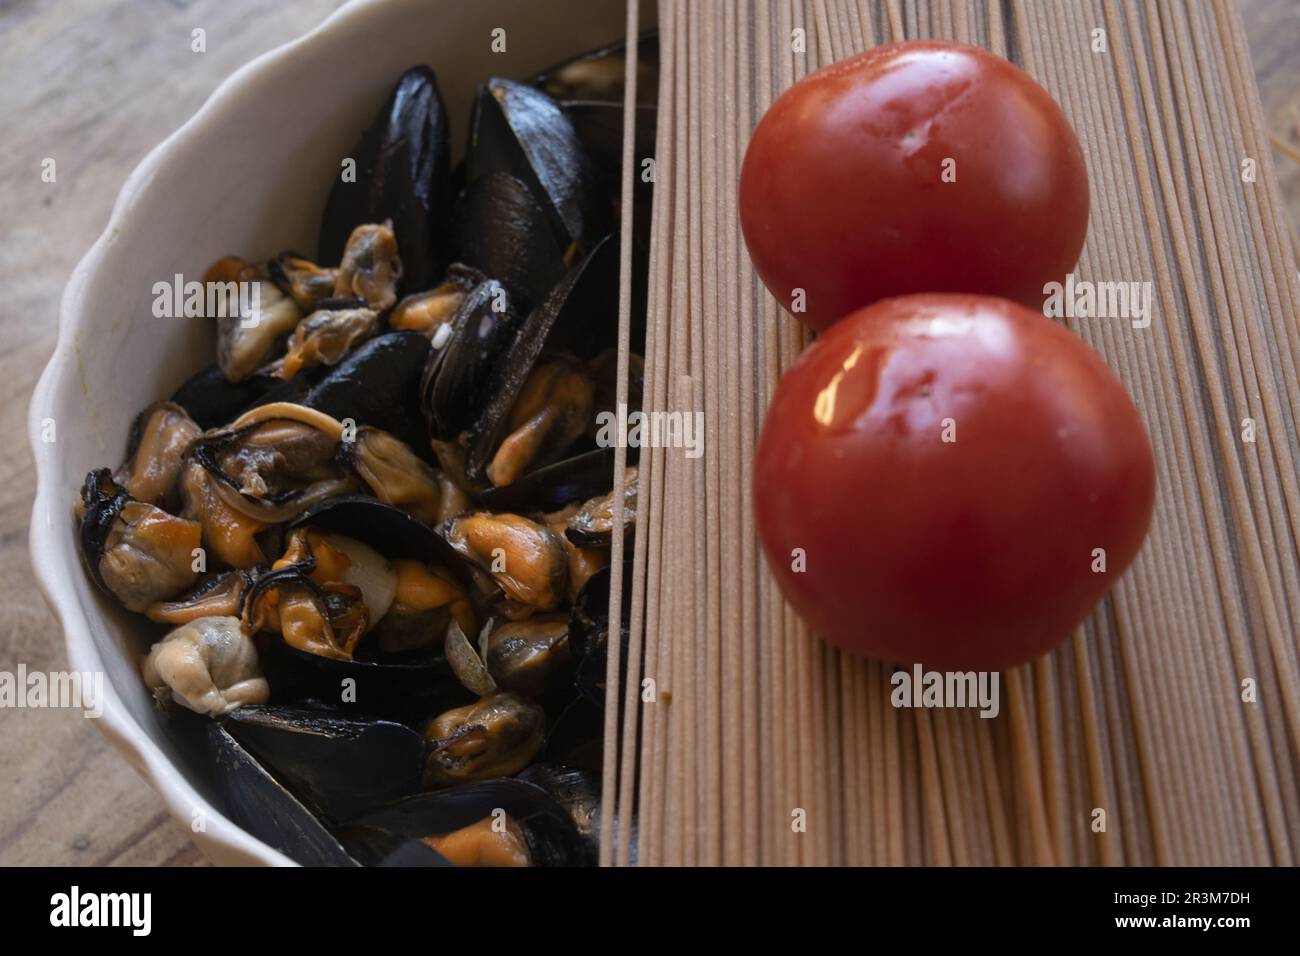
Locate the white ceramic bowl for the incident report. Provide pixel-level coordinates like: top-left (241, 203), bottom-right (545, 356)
top-left (28, 0), bottom-right (642, 866)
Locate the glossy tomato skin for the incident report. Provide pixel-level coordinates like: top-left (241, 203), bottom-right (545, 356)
top-left (753, 294), bottom-right (1154, 670)
top-left (739, 41), bottom-right (1089, 332)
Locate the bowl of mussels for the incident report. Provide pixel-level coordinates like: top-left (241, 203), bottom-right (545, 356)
top-left (29, 0), bottom-right (656, 866)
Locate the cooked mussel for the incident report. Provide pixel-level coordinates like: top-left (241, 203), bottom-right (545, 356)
top-left (478, 446), bottom-right (619, 514)
top-left (484, 615), bottom-right (573, 698)
top-left (206, 256), bottom-right (303, 384)
top-left (142, 615), bottom-right (269, 715)
top-left (348, 778), bottom-right (588, 866)
top-left (465, 235), bottom-right (619, 488)
top-left (485, 356), bottom-right (595, 488)
top-left (438, 512), bottom-right (568, 614)
top-left (243, 562), bottom-right (370, 661)
top-left (332, 221), bottom-right (402, 309)
top-left (422, 692), bottom-right (546, 787)
top-left (78, 469), bottom-right (201, 612)
top-left (445, 614), bottom-right (572, 701)
top-left (340, 426), bottom-right (442, 525)
top-left (564, 466), bottom-right (637, 547)
top-left (177, 458), bottom-right (270, 569)
top-left (187, 402), bottom-right (356, 526)
top-left (267, 301), bottom-right (379, 381)
top-left (389, 264), bottom-right (483, 335)
top-left (267, 252), bottom-right (340, 312)
top-left (145, 569), bottom-right (254, 625)
top-left (115, 402), bottom-right (201, 513)
top-left (319, 66), bottom-right (450, 293)
top-left (420, 278), bottom-right (523, 442)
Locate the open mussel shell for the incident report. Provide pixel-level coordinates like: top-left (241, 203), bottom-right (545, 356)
top-left (254, 496), bottom-right (472, 717)
top-left (207, 723), bottom-right (358, 866)
top-left (421, 279), bottom-right (522, 441)
top-left (531, 34), bottom-right (660, 107)
top-left (449, 172), bottom-right (567, 311)
top-left (319, 66), bottom-right (450, 293)
top-left (465, 235), bottom-right (619, 486)
top-left (220, 705), bottom-right (424, 823)
top-left (479, 446), bottom-right (618, 514)
top-left (465, 78), bottom-right (610, 252)
top-left (348, 779), bottom-right (591, 866)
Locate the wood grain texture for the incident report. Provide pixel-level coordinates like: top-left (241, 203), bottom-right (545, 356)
top-left (0, 0), bottom-right (1295, 867)
top-left (0, 0), bottom-right (345, 867)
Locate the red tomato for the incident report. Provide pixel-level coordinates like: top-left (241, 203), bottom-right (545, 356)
top-left (753, 294), bottom-right (1154, 670)
top-left (739, 41), bottom-right (1089, 332)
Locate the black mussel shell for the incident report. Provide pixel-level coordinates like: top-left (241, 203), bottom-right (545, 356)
top-left (478, 446), bottom-right (618, 514)
top-left (466, 78), bottom-right (610, 251)
top-left (544, 697), bottom-right (604, 774)
top-left (334, 825), bottom-right (452, 866)
top-left (349, 779), bottom-right (590, 866)
top-left (319, 66), bottom-right (450, 293)
top-left (532, 34), bottom-right (660, 107)
top-left (421, 279), bottom-right (522, 441)
top-left (465, 235), bottom-right (619, 486)
top-left (561, 101), bottom-right (658, 180)
top-left (257, 634), bottom-right (469, 724)
top-left (449, 172), bottom-right (567, 311)
top-left (170, 363), bottom-right (281, 430)
top-left (206, 723), bottom-right (358, 866)
top-left (299, 330), bottom-right (431, 456)
top-left (570, 564), bottom-right (631, 708)
top-left (518, 763), bottom-right (600, 855)
top-left (221, 705), bottom-right (424, 822)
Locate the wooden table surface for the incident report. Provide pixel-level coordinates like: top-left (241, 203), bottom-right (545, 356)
top-left (0, 0), bottom-right (1295, 867)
